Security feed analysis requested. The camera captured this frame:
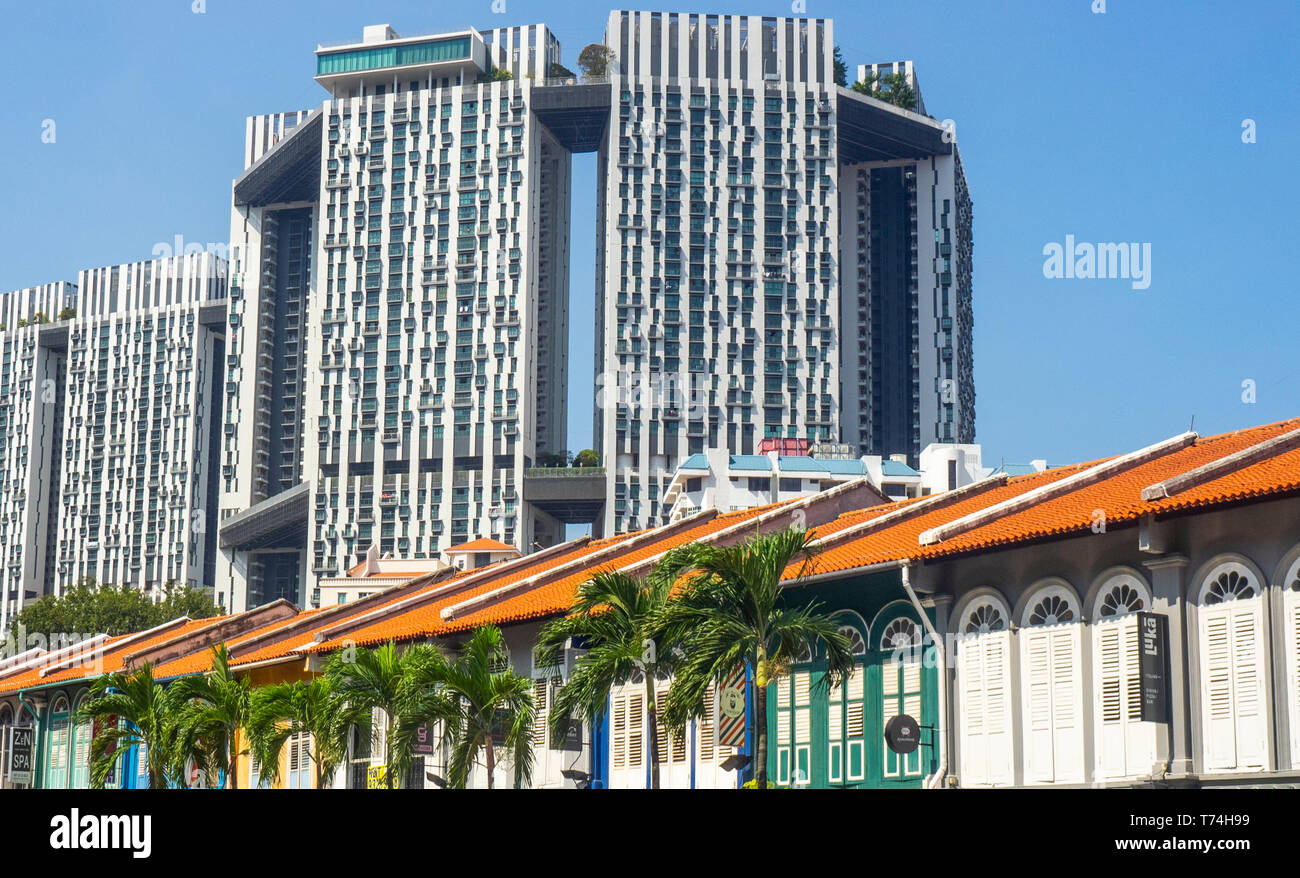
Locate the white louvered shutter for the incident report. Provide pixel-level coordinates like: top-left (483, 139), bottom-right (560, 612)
top-left (654, 683), bottom-right (669, 765)
top-left (882, 651), bottom-right (923, 778)
top-left (958, 629), bottom-right (1013, 786)
top-left (845, 667), bottom-right (866, 782)
top-left (533, 678), bottom-right (549, 748)
top-left (1286, 585), bottom-right (1300, 767)
top-left (628, 691), bottom-right (644, 769)
top-left (1022, 625), bottom-right (1083, 783)
top-left (1200, 600), bottom-right (1267, 772)
top-left (1231, 605), bottom-right (1267, 769)
top-left (1094, 616), bottom-right (1154, 781)
top-left (828, 671), bottom-right (843, 783)
top-left (1050, 626), bottom-right (1084, 782)
top-left (793, 671), bottom-right (811, 784)
top-left (698, 685), bottom-right (716, 762)
top-left (775, 675), bottom-right (792, 785)
top-left (611, 693), bottom-right (627, 770)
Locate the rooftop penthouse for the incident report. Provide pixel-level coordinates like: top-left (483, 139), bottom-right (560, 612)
top-left (314, 24), bottom-right (490, 95)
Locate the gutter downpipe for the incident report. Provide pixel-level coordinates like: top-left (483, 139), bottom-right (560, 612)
top-left (901, 563), bottom-right (947, 790)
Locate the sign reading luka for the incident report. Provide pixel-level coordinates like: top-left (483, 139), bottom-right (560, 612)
top-left (1138, 611), bottom-right (1169, 723)
top-left (8, 726), bottom-right (33, 785)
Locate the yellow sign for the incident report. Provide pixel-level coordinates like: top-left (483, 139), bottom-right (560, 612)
top-left (366, 765), bottom-right (387, 789)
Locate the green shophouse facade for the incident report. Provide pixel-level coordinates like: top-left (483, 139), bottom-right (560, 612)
top-left (768, 569), bottom-right (941, 788)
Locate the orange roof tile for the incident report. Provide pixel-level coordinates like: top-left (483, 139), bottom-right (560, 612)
top-left (309, 502), bottom-right (793, 650)
top-left (0, 617), bottom-right (217, 694)
top-left (801, 418), bottom-right (1300, 578)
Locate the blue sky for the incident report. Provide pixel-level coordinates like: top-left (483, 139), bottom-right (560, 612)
top-left (0, 0), bottom-right (1295, 469)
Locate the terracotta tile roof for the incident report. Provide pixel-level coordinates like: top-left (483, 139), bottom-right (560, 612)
top-left (0, 617), bottom-right (217, 694)
top-left (798, 418), bottom-right (1300, 579)
top-left (304, 503), bottom-right (790, 651)
top-left (152, 610), bottom-right (312, 679)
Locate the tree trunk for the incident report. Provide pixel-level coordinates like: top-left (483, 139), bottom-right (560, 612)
top-left (754, 651), bottom-right (768, 789)
top-left (228, 733), bottom-right (237, 790)
top-left (645, 674), bottom-right (661, 789)
top-left (485, 735), bottom-right (496, 789)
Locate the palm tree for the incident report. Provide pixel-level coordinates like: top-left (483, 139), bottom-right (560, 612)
top-left (656, 528), bottom-right (856, 789)
top-left (324, 641), bottom-right (419, 789)
top-left (536, 559), bottom-right (682, 789)
top-left (400, 626), bottom-right (535, 789)
top-left (248, 678), bottom-right (358, 789)
top-left (77, 663), bottom-right (193, 789)
top-left (168, 644), bottom-right (250, 789)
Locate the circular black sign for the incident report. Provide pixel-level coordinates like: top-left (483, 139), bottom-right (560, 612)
top-left (884, 714), bottom-right (921, 754)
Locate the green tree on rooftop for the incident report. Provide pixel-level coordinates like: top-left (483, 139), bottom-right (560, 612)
top-left (577, 44), bottom-right (615, 79)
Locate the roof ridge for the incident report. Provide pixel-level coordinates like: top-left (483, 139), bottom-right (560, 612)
top-left (1143, 425), bottom-right (1300, 501)
top-left (809, 473), bottom-right (1011, 549)
top-left (919, 431), bottom-right (1198, 547)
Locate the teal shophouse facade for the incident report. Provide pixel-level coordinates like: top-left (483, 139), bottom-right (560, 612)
top-left (1, 683), bottom-right (151, 789)
top-left (767, 568), bottom-right (942, 788)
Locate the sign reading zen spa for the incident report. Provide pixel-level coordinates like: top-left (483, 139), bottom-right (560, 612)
top-left (1137, 611), bottom-right (1169, 723)
top-left (8, 726), bottom-right (33, 785)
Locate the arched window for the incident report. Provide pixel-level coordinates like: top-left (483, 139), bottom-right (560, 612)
top-left (1019, 583), bottom-right (1084, 784)
top-left (46, 696), bottom-right (71, 789)
top-left (70, 694), bottom-right (92, 789)
top-left (1197, 560), bottom-right (1267, 772)
top-left (0, 704), bottom-right (12, 790)
top-left (878, 612), bottom-right (924, 780)
top-left (825, 612), bottom-right (868, 785)
top-left (955, 593), bottom-right (1013, 787)
top-left (1091, 573), bottom-right (1155, 781)
top-left (1284, 556), bottom-right (1300, 768)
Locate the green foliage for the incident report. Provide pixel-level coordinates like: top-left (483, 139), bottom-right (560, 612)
top-left (489, 67), bottom-right (514, 82)
top-left (398, 626), bottom-right (536, 789)
top-left (577, 43), bottom-right (615, 79)
top-left (77, 663), bottom-right (203, 789)
top-left (248, 677), bottom-right (359, 789)
top-left (833, 45), bottom-right (847, 87)
top-left (535, 449), bottom-right (572, 468)
top-left (10, 578), bottom-right (220, 639)
top-left (572, 448), bottom-right (600, 468)
top-left (323, 641), bottom-right (417, 789)
top-left (654, 528), bottom-right (855, 788)
top-left (31, 311), bottom-right (49, 325)
top-left (56, 307), bottom-right (77, 321)
top-left (168, 644), bottom-right (251, 788)
top-left (15, 318), bottom-right (28, 329)
top-left (548, 61), bottom-right (576, 80)
top-left (537, 558), bottom-right (684, 788)
top-left (850, 71), bottom-right (919, 111)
